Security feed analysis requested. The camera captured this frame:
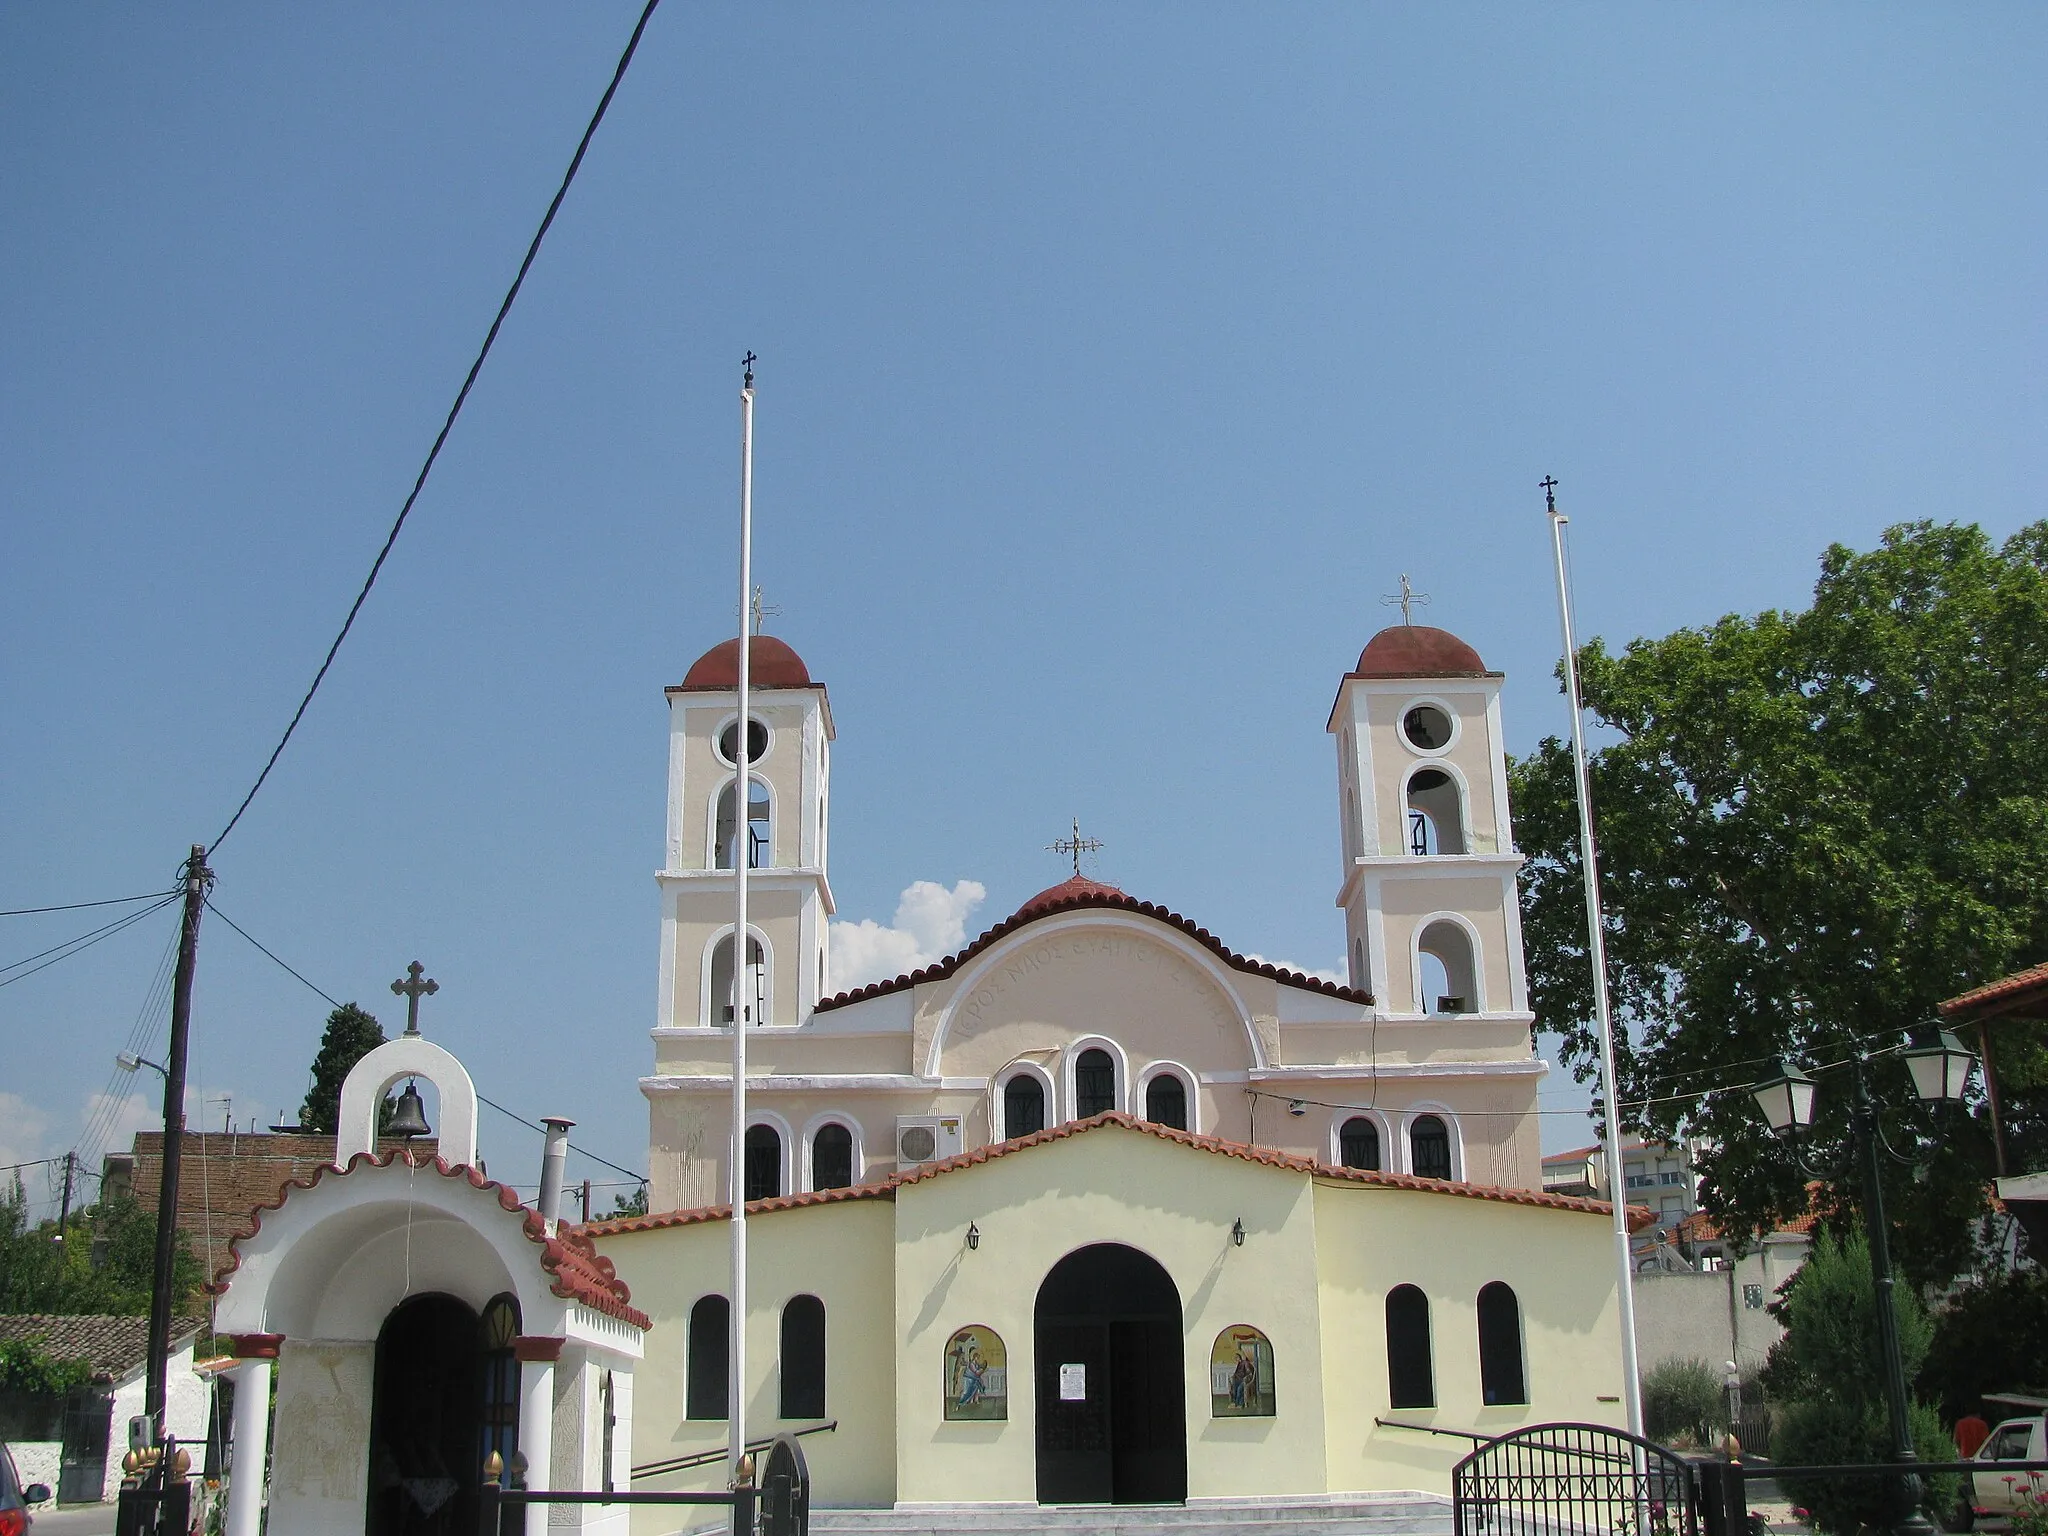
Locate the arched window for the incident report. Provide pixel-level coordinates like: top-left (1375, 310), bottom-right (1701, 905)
top-left (1145, 1073), bottom-right (1188, 1131)
top-left (1410, 1114), bottom-right (1452, 1180)
top-left (1405, 768), bottom-right (1466, 856)
top-left (745, 1123), bottom-right (782, 1202)
top-left (1339, 1116), bottom-right (1381, 1171)
top-left (687, 1294), bottom-right (729, 1419)
top-left (1075, 1048), bottom-right (1116, 1118)
top-left (1003, 1074), bottom-right (1045, 1139)
top-left (779, 1294), bottom-right (826, 1419)
top-left (811, 1123), bottom-right (854, 1190)
top-left (1477, 1281), bottom-right (1527, 1405)
top-left (1385, 1285), bottom-right (1434, 1409)
top-left (709, 932), bottom-right (767, 1026)
top-left (479, 1293), bottom-right (521, 1470)
top-left (1416, 920), bottom-right (1478, 1015)
top-left (715, 778), bottom-right (772, 869)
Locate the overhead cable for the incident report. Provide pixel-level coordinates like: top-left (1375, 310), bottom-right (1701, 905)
top-left (0, 891), bottom-right (176, 917)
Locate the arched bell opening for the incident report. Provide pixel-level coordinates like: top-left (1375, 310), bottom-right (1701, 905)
top-left (1033, 1242), bottom-right (1186, 1506)
top-left (365, 1292), bottom-right (489, 1536)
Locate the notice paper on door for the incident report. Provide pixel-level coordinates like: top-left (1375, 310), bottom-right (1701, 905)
top-left (1059, 1364), bottom-right (1086, 1401)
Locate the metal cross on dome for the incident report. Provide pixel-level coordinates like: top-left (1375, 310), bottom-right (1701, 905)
top-left (390, 960), bottom-right (439, 1037)
top-left (1380, 573), bottom-right (1431, 626)
top-left (1049, 818), bottom-right (1104, 877)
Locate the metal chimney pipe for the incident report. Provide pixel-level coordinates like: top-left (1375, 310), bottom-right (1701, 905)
top-left (538, 1117), bottom-right (574, 1232)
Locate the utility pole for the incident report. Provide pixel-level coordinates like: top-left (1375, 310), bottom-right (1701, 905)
top-left (55, 1151), bottom-right (76, 1244)
top-left (146, 845), bottom-right (211, 1447)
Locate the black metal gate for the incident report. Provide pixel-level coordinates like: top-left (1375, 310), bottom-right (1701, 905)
top-left (1454, 1422), bottom-right (1700, 1536)
top-left (58, 1388), bottom-right (113, 1505)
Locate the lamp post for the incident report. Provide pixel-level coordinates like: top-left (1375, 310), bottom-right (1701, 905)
top-left (1747, 1030), bottom-right (1978, 1536)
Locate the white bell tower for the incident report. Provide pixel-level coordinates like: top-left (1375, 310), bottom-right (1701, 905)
top-left (656, 634), bottom-right (835, 1032)
top-left (1328, 623), bottom-right (1532, 1022)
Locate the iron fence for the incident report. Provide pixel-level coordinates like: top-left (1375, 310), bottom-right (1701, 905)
top-left (1454, 1422), bottom-right (1701, 1536)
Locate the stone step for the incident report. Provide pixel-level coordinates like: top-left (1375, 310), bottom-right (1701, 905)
top-left (664, 1494), bottom-right (1454, 1536)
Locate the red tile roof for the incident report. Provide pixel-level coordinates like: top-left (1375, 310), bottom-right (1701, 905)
top-left (580, 1111), bottom-right (1651, 1237)
top-left (205, 1152), bottom-right (649, 1329)
top-left (1941, 961), bottom-right (2048, 1022)
top-left (816, 884), bottom-right (1371, 1012)
top-left (673, 635), bottom-right (814, 691)
top-left (1350, 625), bottom-right (1494, 680)
top-left (0, 1314), bottom-right (203, 1383)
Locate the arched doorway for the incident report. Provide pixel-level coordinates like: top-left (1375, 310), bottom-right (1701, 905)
top-left (366, 1293), bottom-right (485, 1535)
top-left (1034, 1243), bottom-right (1186, 1505)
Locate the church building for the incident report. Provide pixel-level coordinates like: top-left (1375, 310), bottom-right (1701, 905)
top-left (588, 622), bottom-right (1640, 1516)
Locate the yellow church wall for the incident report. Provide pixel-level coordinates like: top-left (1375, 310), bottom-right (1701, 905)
top-left (1359, 688), bottom-right (1503, 856)
top-left (1310, 1179), bottom-right (1625, 1496)
top-left (663, 885), bottom-right (808, 1033)
top-left (889, 1125), bottom-right (1329, 1505)
top-left (675, 698), bottom-right (815, 874)
top-left (593, 1196), bottom-right (900, 1528)
top-left (1377, 875), bottom-right (1519, 1016)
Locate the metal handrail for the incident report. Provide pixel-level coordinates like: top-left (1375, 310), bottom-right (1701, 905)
top-left (632, 1420), bottom-right (837, 1479)
top-left (1376, 1417), bottom-right (1490, 1444)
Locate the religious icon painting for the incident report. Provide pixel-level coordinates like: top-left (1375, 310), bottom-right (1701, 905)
top-left (1210, 1325), bottom-right (1275, 1417)
top-left (942, 1325), bottom-right (1007, 1421)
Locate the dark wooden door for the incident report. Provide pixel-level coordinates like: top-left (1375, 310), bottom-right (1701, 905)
top-left (1109, 1319), bottom-right (1186, 1503)
top-left (1034, 1322), bottom-right (1111, 1503)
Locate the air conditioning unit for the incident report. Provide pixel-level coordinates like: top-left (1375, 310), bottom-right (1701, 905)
top-left (896, 1115), bottom-right (964, 1166)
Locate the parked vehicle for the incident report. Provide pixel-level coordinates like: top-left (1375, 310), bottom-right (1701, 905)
top-left (0, 1442), bottom-right (52, 1535)
top-left (1972, 1416), bottom-right (2048, 1527)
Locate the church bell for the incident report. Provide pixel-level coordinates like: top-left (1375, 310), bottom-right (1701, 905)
top-left (388, 1079), bottom-right (431, 1140)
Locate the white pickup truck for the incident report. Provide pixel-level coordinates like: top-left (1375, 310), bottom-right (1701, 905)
top-left (1973, 1416), bottom-right (2048, 1527)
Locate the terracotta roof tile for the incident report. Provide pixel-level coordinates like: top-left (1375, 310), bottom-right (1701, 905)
top-left (816, 889), bottom-right (1371, 1013)
top-left (205, 1153), bottom-right (649, 1330)
top-left (1350, 625), bottom-right (1494, 679)
top-left (1941, 961), bottom-right (2048, 1022)
top-left (0, 1314), bottom-right (202, 1382)
top-left (579, 1112), bottom-right (1648, 1237)
top-left (673, 635), bottom-right (814, 691)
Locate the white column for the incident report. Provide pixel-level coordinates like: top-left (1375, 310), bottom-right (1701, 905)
top-left (224, 1358), bottom-right (271, 1536)
top-left (519, 1358), bottom-right (556, 1525)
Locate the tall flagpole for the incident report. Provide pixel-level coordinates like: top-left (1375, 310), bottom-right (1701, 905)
top-left (1544, 476), bottom-right (1645, 1437)
top-left (729, 353), bottom-right (757, 1483)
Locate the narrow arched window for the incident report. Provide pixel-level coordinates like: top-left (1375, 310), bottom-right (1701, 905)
top-left (1405, 769), bottom-right (1466, 856)
top-left (479, 1293), bottom-right (521, 1470)
top-left (1478, 1281), bottom-right (1526, 1405)
top-left (1416, 921), bottom-right (1478, 1015)
top-left (1410, 1115), bottom-right (1452, 1180)
top-left (1339, 1117), bottom-right (1380, 1171)
top-left (780, 1294), bottom-right (826, 1419)
top-left (1003, 1075), bottom-right (1045, 1139)
top-left (709, 932), bottom-right (767, 1026)
top-left (811, 1123), bottom-right (853, 1190)
top-left (744, 1124), bottom-right (782, 1202)
top-left (1145, 1073), bottom-right (1188, 1130)
top-left (1075, 1049), bottom-right (1115, 1118)
top-left (687, 1294), bottom-right (729, 1419)
top-left (1385, 1285), bottom-right (1434, 1409)
top-left (715, 778), bottom-right (772, 869)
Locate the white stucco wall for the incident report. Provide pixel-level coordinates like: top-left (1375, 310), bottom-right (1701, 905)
top-left (101, 1338), bottom-right (209, 1502)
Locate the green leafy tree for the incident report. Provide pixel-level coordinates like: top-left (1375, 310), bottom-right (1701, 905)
top-left (0, 1179), bottom-right (200, 1316)
top-left (610, 1184), bottom-right (649, 1218)
top-left (1510, 521), bottom-right (2048, 1281)
top-left (1642, 1357), bottom-right (1727, 1447)
top-left (1917, 1266), bottom-right (2048, 1423)
top-left (1764, 1230), bottom-right (1959, 1533)
top-left (299, 1002), bottom-right (387, 1135)
top-left (0, 1336), bottom-right (93, 1397)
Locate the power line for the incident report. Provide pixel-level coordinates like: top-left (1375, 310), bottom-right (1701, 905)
top-left (477, 1093), bottom-right (647, 1185)
top-left (0, 894), bottom-right (181, 990)
top-left (205, 900), bottom-right (340, 1008)
top-left (0, 891), bottom-right (176, 917)
top-left (209, 0), bottom-right (667, 855)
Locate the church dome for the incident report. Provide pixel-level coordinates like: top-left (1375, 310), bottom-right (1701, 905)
top-left (678, 635), bottom-right (813, 690)
top-left (1012, 875), bottom-right (1124, 922)
top-left (1351, 625), bottom-right (1488, 678)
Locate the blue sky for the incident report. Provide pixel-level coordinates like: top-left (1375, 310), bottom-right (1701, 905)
top-left (4, 5), bottom-right (2042, 1211)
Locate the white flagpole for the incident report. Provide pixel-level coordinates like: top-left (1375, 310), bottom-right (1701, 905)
top-left (729, 354), bottom-right (756, 1483)
top-left (1544, 476), bottom-right (1645, 1437)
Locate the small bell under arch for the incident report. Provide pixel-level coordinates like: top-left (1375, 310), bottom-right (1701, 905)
top-left (387, 1079), bottom-right (431, 1140)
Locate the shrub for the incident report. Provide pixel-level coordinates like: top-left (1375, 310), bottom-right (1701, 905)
top-left (1644, 1357), bottom-right (1727, 1447)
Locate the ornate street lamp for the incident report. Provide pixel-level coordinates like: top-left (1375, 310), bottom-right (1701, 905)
top-left (1746, 1037), bottom-right (1980, 1536)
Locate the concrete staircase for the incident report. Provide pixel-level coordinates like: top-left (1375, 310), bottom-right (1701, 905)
top-left (803, 1492), bottom-right (1456, 1536)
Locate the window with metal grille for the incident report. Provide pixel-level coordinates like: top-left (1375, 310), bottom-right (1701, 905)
top-left (1385, 1284), bottom-right (1434, 1408)
top-left (1003, 1074), bottom-right (1045, 1139)
top-left (1145, 1073), bottom-right (1187, 1130)
top-left (1340, 1117), bottom-right (1381, 1171)
top-left (1075, 1048), bottom-right (1116, 1117)
top-left (687, 1294), bottom-right (729, 1419)
top-left (812, 1123), bottom-right (854, 1190)
top-left (780, 1295), bottom-right (826, 1419)
top-left (1410, 1115), bottom-right (1452, 1179)
top-left (1477, 1281), bottom-right (1526, 1405)
top-left (745, 1124), bottom-right (782, 1201)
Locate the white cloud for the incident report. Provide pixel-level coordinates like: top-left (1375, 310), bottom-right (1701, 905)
top-left (0, 1092), bottom-right (54, 1175)
top-left (828, 880), bottom-right (987, 993)
top-left (1245, 953), bottom-right (1347, 988)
